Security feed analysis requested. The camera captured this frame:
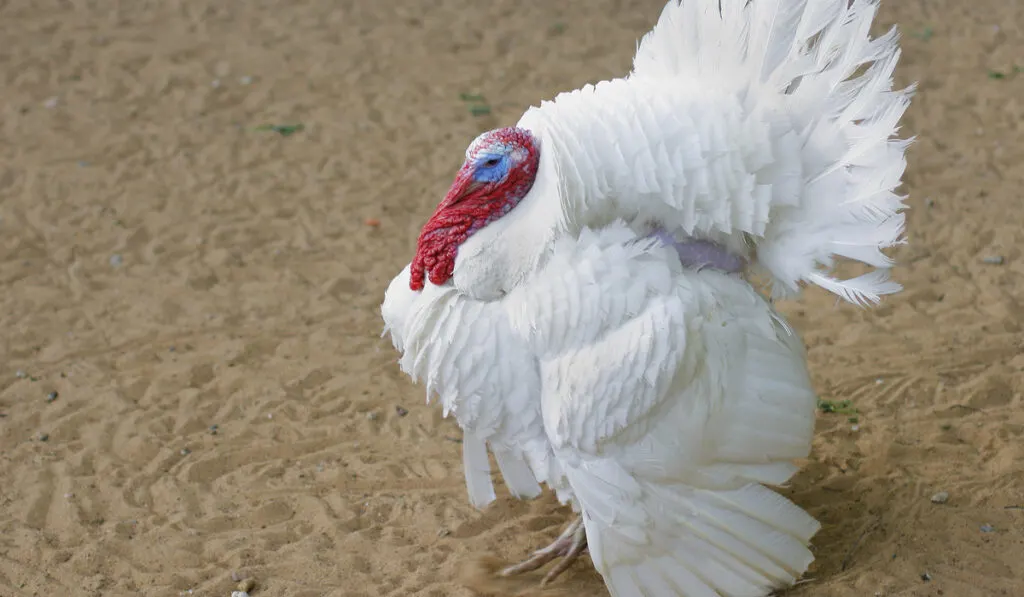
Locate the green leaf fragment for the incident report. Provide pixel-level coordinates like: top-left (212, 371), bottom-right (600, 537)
top-left (254, 123), bottom-right (305, 136)
top-left (817, 398), bottom-right (857, 415)
top-left (913, 26), bottom-right (934, 41)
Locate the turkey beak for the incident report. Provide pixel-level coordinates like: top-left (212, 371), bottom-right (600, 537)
top-left (442, 172), bottom-right (484, 207)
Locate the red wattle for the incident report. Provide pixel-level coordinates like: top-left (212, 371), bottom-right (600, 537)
top-left (409, 128), bottom-right (540, 291)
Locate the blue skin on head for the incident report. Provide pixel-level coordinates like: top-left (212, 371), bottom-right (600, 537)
top-left (459, 143), bottom-right (521, 234)
top-left (470, 146), bottom-right (512, 184)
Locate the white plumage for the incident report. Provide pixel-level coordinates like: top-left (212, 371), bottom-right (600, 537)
top-left (382, 1), bottom-right (911, 595)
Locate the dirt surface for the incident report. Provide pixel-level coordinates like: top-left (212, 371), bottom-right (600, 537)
top-left (1, 0), bottom-right (1022, 596)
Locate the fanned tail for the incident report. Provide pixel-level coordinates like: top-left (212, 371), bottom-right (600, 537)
top-left (633, 0), bottom-right (913, 305)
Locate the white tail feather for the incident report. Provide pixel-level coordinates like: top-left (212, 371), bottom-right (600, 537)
top-left (807, 268), bottom-right (902, 307)
top-left (633, 0), bottom-right (913, 305)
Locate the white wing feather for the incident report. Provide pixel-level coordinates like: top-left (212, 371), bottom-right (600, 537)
top-left (506, 223), bottom-right (820, 596)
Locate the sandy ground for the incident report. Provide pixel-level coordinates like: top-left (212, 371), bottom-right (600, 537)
top-left (1, 0), bottom-right (1022, 596)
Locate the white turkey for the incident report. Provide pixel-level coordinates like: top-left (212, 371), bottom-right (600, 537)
top-left (381, 0), bottom-right (912, 595)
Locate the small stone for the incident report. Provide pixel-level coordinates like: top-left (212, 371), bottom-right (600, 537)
top-left (230, 571), bottom-right (243, 582)
top-left (980, 523), bottom-right (994, 533)
top-left (211, 79), bottom-right (221, 88)
top-left (237, 578), bottom-right (255, 592)
top-left (239, 76), bottom-right (253, 85)
top-left (46, 391), bottom-right (59, 403)
top-left (16, 370), bottom-right (26, 378)
top-left (920, 572), bottom-right (932, 582)
top-left (231, 592), bottom-right (249, 597)
top-left (367, 412), bottom-right (379, 421)
top-left (180, 448), bottom-right (191, 456)
top-left (109, 254), bottom-right (123, 267)
top-left (437, 528), bottom-right (450, 537)
top-left (930, 491), bottom-right (950, 504)
top-left (43, 96), bottom-right (58, 108)
top-left (38, 433), bottom-right (49, 442)
top-left (850, 424), bottom-right (860, 432)
top-left (981, 255), bottom-right (1004, 265)
top-left (209, 424), bottom-right (218, 435)
top-left (395, 406), bottom-right (409, 417)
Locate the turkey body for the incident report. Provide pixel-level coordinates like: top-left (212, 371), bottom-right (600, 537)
top-left (384, 222), bottom-right (820, 596)
top-left (382, 0), bottom-right (912, 593)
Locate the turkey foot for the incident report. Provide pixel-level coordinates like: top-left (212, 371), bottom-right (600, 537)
top-left (500, 516), bottom-right (587, 585)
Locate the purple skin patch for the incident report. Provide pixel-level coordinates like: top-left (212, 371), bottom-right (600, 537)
top-left (648, 229), bottom-right (746, 274)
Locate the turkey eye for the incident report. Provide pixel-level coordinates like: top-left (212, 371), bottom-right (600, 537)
top-left (482, 158), bottom-right (500, 167)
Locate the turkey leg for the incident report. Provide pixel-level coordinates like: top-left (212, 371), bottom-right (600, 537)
top-left (500, 515), bottom-right (587, 585)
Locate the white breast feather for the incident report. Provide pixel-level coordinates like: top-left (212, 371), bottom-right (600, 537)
top-left (382, 266), bottom-right (566, 507)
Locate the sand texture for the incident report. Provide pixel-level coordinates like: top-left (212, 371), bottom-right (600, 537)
top-left (1, 0), bottom-right (1022, 596)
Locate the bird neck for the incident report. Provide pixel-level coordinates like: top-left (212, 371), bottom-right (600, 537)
top-left (449, 191), bottom-right (558, 301)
